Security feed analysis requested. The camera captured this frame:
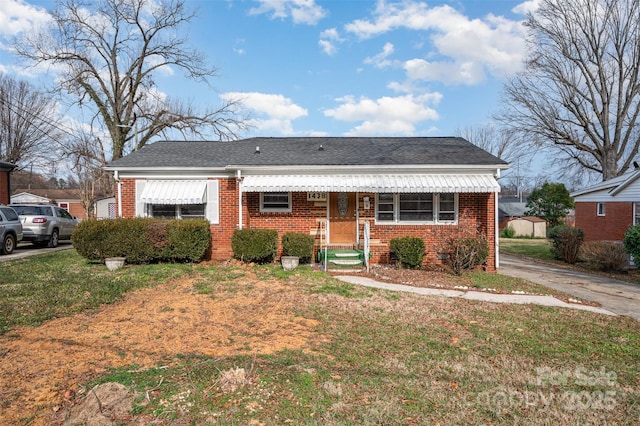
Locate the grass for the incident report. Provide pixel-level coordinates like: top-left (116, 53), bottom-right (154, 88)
top-left (92, 286), bottom-right (640, 425)
top-left (0, 250), bottom-right (194, 334)
top-left (2, 251), bottom-right (640, 424)
top-left (499, 237), bottom-right (555, 261)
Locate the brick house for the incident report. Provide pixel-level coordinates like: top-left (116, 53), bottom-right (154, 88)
top-left (0, 161), bottom-right (16, 205)
top-left (105, 137), bottom-right (508, 271)
top-left (571, 170), bottom-right (640, 241)
top-left (11, 189), bottom-right (87, 219)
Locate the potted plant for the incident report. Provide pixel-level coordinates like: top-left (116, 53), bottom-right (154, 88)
top-left (105, 257), bottom-right (126, 271)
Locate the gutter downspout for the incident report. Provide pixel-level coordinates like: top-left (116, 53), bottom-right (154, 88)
top-left (237, 169), bottom-right (243, 229)
top-left (115, 170), bottom-right (122, 218)
top-left (495, 168), bottom-right (501, 269)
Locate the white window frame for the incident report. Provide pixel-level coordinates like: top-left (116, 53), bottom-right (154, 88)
top-left (260, 192), bottom-right (292, 212)
top-left (375, 193), bottom-right (458, 225)
top-left (597, 202), bottom-right (606, 216)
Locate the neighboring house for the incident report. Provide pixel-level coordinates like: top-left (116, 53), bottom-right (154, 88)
top-left (498, 198), bottom-right (547, 237)
top-left (11, 189), bottom-right (87, 219)
top-left (571, 170), bottom-right (640, 241)
top-left (0, 161), bottom-right (16, 205)
top-left (498, 198), bottom-right (527, 230)
top-left (105, 137), bottom-right (509, 271)
top-left (94, 196), bottom-right (117, 219)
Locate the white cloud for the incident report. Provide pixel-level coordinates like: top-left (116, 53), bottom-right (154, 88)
top-left (324, 93), bottom-right (441, 136)
top-left (221, 92), bottom-right (308, 135)
top-left (512, 0), bottom-right (542, 15)
top-left (364, 42), bottom-right (396, 68)
top-left (249, 0), bottom-right (327, 25)
top-left (0, 0), bottom-right (51, 38)
top-left (319, 27), bottom-right (344, 55)
top-left (404, 58), bottom-right (485, 85)
top-left (345, 0), bottom-right (527, 85)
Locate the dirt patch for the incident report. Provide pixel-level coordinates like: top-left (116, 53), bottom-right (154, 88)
top-left (0, 265), bottom-right (319, 425)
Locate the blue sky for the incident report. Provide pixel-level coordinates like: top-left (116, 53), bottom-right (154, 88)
top-left (0, 0), bottom-right (539, 139)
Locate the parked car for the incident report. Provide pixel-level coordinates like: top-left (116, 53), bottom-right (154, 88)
top-left (10, 204), bottom-right (78, 248)
top-left (0, 204), bottom-right (23, 255)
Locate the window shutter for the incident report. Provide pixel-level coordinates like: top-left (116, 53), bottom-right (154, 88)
top-left (206, 180), bottom-right (219, 224)
top-left (135, 180), bottom-right (146, 217)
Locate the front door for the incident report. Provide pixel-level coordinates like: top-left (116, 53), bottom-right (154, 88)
top-left (329, 192), bottom-right (356, 243)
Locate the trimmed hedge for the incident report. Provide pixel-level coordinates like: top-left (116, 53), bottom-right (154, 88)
top-left (390, 236), bottom-right (425, 269)
top-left (281, 232), bottom-right (315, 264)
top-left (231, 228), bottom-right (278, 263)
top-left (72, 218), bottom-right (211, 263)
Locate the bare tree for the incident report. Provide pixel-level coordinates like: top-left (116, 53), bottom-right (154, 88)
top-left (14, 0), bottom-right (247, 162)
top-left (498, 0), bottom-right (640, 181)
top-left (0, 73), bottom-right (64, 168)
top-left (67, 129), bottom-right (113, 218)
top-left (455, 124), bottom-right (525, 164)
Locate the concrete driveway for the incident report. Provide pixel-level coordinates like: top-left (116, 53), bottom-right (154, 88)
top-left (0, 241), bottom-right (73, 262)
top-left (499, 254), bottom-right (640, 321)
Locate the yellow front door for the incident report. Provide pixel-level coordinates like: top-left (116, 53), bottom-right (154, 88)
top-left (329, 192), bottom-right (356, 243)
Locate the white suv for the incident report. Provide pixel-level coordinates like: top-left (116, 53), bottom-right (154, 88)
top-left (10, 204), bottom-right (78, 248)
top-left (0, 204), bottom-right (23, 254)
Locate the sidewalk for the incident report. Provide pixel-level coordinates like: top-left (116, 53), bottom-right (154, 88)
top-left (335, 274), bottom-right (616, 316)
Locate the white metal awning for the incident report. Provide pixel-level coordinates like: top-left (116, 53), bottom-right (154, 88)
top-left (139, 180), bottom-right (208, 204)
top-left (240, 174), bottom-right (500, 193)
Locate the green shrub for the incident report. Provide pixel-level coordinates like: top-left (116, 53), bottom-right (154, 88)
top-left (624, 224), bottom-right (640, 260)
top-left (442, 235), bottom-right (489, 275)
top-left (281, 232), bottom-right (315, 263)
top-left (72, 218), bottom-right (210, 264)
top-left (548, 225), bottom-right (584, 264)
top-left (231, 228), bottom-right (278, 263)
top-left (500, 225), bottom-right (516, 238)
top-left (390, 236), bottom-right (425, 269)
top-left (164, 219), bottom-right (212, 262)
top-left (579, 240), bottom-right (628, 271)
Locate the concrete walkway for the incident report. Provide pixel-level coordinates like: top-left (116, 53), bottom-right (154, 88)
top-left (499, 254), bottom-right (640, 320)
top-left (335, 274), bottom-right (616, 316)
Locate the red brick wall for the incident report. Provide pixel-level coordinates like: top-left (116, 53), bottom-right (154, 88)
top-left (355, 192), bottom-right (496, 271)
top-left (118, 177), bottom-right (498, 270)
top-left (575, 201), bottom-right (633, 241)
top-left (68, 202), bottom-right (87, 220)
top-left (212, 178), bottom-right (240, 260)
top-left (244, 192), bottom-right (327, 258)
top-left (117, 177), bottom-right (241, 261)
top-left (0, 171), bottom-right (9, 205)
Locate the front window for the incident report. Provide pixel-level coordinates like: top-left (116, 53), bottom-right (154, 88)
top-left (377, 193), bottom-right (394, 221)
top-left (150, 204), bottom-right (205, 219)
top-left (399, 193), bottom-right (433, 221)
top-left (597, 202), bottom-right (606, 216)
top-left (260, 192), bottom-right (291, 212)
top-left (439, 193), bottom-right (456, 221)
top-left (376, 193), bottom-right (457, 224)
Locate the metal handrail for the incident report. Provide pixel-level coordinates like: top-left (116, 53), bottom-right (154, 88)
top-left (319, 219), bottom-right (327, 272)
top-left (364, 220), bottom-right (370, 273)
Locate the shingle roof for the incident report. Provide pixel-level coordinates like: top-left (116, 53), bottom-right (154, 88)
top-left (12, 188), bottom-right (82, 201)
top-left (106, 137), bottom-right (508, 169)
